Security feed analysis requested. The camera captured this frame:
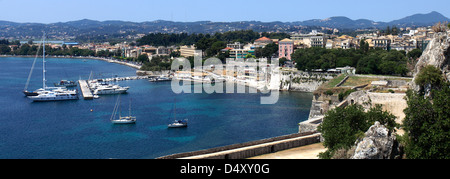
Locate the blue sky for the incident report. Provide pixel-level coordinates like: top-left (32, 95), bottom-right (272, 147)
top-left (0, 0), bottom-right (449, 23)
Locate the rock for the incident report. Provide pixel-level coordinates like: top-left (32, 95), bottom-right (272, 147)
top-left (411, 31), bottom-right (450, 90)
top-left (352, 122), bottom-right (396, 159)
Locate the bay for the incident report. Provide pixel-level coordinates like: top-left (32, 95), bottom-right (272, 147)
top-left (0, 57), bottom-right (313, 159)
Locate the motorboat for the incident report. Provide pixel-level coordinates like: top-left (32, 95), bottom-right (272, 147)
top-left (54, 80), bottom-right (77, 87)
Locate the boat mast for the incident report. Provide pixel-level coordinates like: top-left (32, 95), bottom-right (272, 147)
top-left (129, 98), bottom-right (132, 117)
top-left (174, 97), bottom-right (176, 120)
top-left (42, 33), bottom-right (47, 89)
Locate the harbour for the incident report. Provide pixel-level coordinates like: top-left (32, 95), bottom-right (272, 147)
top-left (0, 57), bottom-right (313, 159)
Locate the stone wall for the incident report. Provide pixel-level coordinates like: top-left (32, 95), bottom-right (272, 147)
top-left (346, 91), bottom-right (407, 124)
top-left (280, 71), bottom-right (336, 92)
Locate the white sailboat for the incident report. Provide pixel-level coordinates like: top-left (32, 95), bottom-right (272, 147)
top-left (168, 98), bottom-right (188, 128)
top-left (111, 95), bottom-right (136, 124)
top-left (27, 34), bottom-right (79, 102)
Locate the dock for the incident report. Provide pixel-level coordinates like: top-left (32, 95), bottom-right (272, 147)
top-left (78, 80), bottom-right (93, 100)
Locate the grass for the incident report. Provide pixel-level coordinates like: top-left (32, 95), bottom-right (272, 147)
top-left (322, 74), bottom-right (346, 88)
top-left (341, 76), bottom-right (379, 87)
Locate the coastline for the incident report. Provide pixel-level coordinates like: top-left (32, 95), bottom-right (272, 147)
top-left (0, 54), bottom-right (142, 70)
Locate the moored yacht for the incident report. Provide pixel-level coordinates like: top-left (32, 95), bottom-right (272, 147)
top-left (93, 85), bottom-right (129, 95)
top-left (28, 90), bottom-right (79, 102)
top-left (23, 87), bottom-right (68, 97)
top-left (24, 33), bottom-right (79, 102)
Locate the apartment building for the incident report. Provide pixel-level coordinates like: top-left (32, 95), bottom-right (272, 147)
top-left (279, 38), bottom-right (294, 60)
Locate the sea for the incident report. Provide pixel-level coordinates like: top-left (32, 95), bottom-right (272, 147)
top-left (0, 57), bottom-right (313, 159)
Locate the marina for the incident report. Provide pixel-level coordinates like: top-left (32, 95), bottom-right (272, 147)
top-left (0, 57), bottom-right (313, 159)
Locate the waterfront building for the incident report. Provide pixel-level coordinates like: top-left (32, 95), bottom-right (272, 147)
top-left (279, 38), bottom-right (294, 60)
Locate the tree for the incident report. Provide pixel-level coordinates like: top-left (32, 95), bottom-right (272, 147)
top-left (261, 43), bottom-right (278, 58)
top-left (359, 39), bottom-right (369, 53)
top-left (415, 65), bottom-right (444, 95)
top-left (407, 48), bottom-right (422, 60)
top-left (391, 26), bottom-right (399, 35)
top-left (209, 41), bottom-right (226, 57)
top-left (402, 84), bottom-right (450, 159)
top-left (279, 57), bottom-right (288, 66)
top-left (0, 44), bottom-right (11, 54)
top-left (137, 54), bottom-right (149, 63)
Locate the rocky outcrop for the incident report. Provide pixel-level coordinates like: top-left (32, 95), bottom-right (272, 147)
top-left (351, 122), bottom-right (402, 159)
top-left (411, 31), bottom-right (450, 90)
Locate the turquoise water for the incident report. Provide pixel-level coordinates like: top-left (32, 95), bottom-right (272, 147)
top-left (0, 57), bottom-right (313, 159)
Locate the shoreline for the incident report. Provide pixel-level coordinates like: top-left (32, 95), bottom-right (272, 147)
top-left (0, 54), bottom-right (142, 70)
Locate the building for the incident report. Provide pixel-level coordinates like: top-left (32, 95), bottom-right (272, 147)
top-left (180, 45), bottom-right (197, 57)
top-left (310, 36), bottom-right (326, 48)
top-left (254, 37), bottom-right (273, 47)
top-left (373, 37), bottom-right (391, 50)
top-left (227, 42), bottom-right (244, 49)
top-left (278, 38), bottom-right (294, 60)
top-left (229, 49), bottom-right (255, 59)
top-left (291, 31), bottom-right (326, 48)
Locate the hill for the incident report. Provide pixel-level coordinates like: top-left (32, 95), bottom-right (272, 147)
top-left (0, 11), bottom-right (448, 41)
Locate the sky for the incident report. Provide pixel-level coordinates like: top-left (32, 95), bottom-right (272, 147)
top-left (0, 0), bottom-right (449, 23)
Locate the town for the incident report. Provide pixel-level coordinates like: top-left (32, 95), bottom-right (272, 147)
top-left (0, 25), bottom-right (438, 72)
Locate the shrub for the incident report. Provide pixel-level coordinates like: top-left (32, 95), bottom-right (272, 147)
top-left (432, 22), bottom-right (447, 33)
top-left (318, 104), bottom-right (398, 159)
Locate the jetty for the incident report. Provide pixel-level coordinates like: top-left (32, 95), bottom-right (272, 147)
top-left (78, 80), bottom-right (93, 100)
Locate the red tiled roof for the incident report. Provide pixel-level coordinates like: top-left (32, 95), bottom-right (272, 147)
top-left (255, 37), bottom-right (272, 42)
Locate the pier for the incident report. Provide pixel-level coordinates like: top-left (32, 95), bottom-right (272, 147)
top-left (78, 80), bottom-right (93, 100)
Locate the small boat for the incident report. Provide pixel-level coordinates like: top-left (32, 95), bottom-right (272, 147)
top-left (110, 95), bottom-right (136, 124)
top-left (54, 80), bottom-right (77, 87)
top-left (168, 119), bottom-right (188, 128)
top-left (149, 76), bottom-right (171, 82)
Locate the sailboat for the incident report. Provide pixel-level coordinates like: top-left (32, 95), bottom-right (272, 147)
top-left (27, 34), bottom-right (79, 102)
top-left (110, 95), bottom-right (136, 124)
top-left (168, 98), bottom-right (188, 128)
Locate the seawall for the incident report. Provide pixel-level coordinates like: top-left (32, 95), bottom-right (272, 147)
top-left (157, 132), bottom-right (321, 159)
top-left (280, 71), bottom-right (336, 92)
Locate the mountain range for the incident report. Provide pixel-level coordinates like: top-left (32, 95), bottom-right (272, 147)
top-left (0, 11), bottom-right (449, 41)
